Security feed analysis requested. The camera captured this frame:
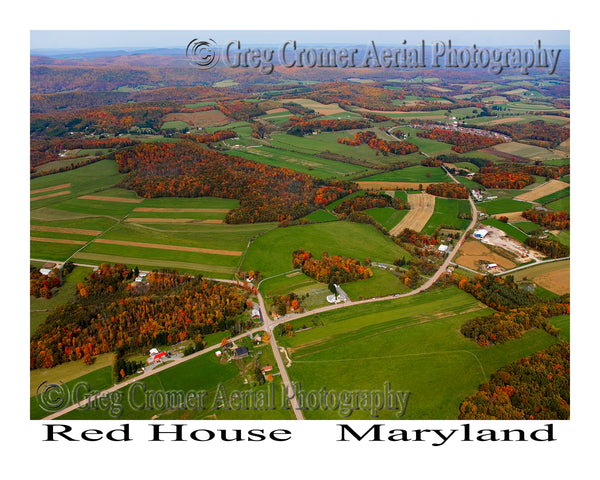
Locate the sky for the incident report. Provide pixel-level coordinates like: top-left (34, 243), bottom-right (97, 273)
top-left (30, 30), bottom-right (570, 52)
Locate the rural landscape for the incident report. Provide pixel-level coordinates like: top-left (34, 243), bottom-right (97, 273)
top-left (30, 33), bottom-right (570, 421)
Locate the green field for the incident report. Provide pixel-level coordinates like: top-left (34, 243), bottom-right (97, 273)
top-left (302, 209), bottom-right (338, 223)
top-left (422, 198), bottom-right (472, 235)
top-left (31, 365), bottom-right (114, 420)
top-left (277, 286), bottom-right (561, 419)
top-left (342, 267), bottom-right (410, 300)
top-left (549, 315), bottom-right (570, 342)
top-left (546, 196), bottom-right (570, 213)
top-left (401, 128), bottom-right (454, 156)
top-left (161, 120), bottom-right (191, 131)
top-left (363, 207), bottom-right (409, 230)
top-left (477, 198), bottom-right (532, 215)
top-left (231, 145), bottom-right (368, 179)
top-left (512, 221), bottom-right (543, 234)
top-left (242, 221), bottom-right (411, 279)
top-left (268, 131), bottom-right (419, 166)
top-left (490, 141), bottom-right (562, 161)
top-left (30, 160), bottom-right (126, 209)
top-left (361, 165), bottom-right (450, 183)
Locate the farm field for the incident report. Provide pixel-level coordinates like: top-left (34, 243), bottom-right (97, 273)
top-left (277, 286), bottom-right (561, 419)
top-left (502, 259), bottom-right (570, 282)
top-left (514, 179), bottom-right (570, 202)
top-left (363, 207), bottom-right (409, 231)
top-left (489, 141), bottom-right (563, 161)
top-left (242, 221), bottom-right (410, 279)
top-left (30, 161), bottom-right (275, 277)
top-left (421, 198), bottom-right (472, 235)
top-left (477, 198), bottom-right (533, 215)
top-left (389, 193), bottom-right (436, 235)
top-left (278, 98), bottom-right (347, 116)
top-left (230, 145), bottom-right (368, 178)
top-left (360, 165), bottom-right (450, 183)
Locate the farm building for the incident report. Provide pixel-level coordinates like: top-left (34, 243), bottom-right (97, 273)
top-left (251, 307), bottom-right (261, 320)
top-left (149, 348), bottom-right (159, 355)
top-left (234, 346), bottom-right (249, 359)
top-left (147, 351), bottom-right (166, 364)
top-left (135, 273), bottom-right (147, 283)
top-left (474, 229), bottom-right (489, 240)
top-left (486, 263), bottom-right (498, 269)
top-left (261, 366), bottom-right (273, 374)
top-left (438, 244), bottom-right (449, 253)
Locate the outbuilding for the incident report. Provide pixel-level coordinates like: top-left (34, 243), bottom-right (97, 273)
top-left (474, 229), bottom-right (488, 240)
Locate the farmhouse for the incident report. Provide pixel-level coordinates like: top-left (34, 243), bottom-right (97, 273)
top-left (327, 294), bottom-right (345, 304)
top-left (234, 346), bottom-right (249, 359)
top-left (251, 307), bottom-right (261, 320)
top-left (438, 244), bottom-right (449, 253)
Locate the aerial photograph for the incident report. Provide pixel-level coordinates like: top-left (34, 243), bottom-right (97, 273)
top-left (29, 29), bottom-right (571, 423)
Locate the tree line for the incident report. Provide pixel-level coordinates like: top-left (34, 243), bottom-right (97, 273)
top-left (292, 249), bottom-right (373, 284)
top-left (30, 264), bottom-right (251, 369)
